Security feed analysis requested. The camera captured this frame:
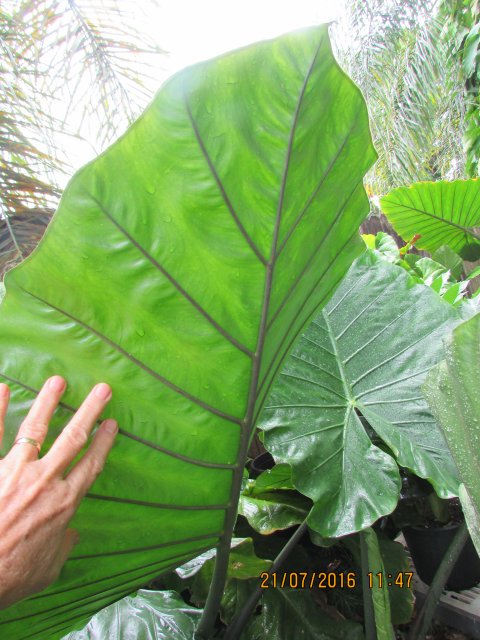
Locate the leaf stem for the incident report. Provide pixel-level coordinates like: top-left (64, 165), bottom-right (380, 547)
top-left (360, 531), bottom-right (378, 640)
top-left (194, 461), bottom-right (246, 640)
top-left (223, 520), bottom-right (308, 640)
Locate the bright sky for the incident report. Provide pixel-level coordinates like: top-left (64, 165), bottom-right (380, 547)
top-left (60, 0), bottom-right (346, 181)
top-left (155, 0), bottom-right (345, 76)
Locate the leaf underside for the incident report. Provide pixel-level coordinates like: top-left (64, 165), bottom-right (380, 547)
top-left (260, 252), bottom-right (462, 538)
top-left (0, 26), bottom-right (376, 639)
top-left (380, 179), bottom-right (480, 260)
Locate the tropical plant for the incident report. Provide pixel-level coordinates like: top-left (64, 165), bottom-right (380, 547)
top-left (0, 26), bottom-right (377, 640)
top-left (363, 231), bottom-right (470, 305)
top-left (423, 312), bottom-right (480, 556)
top-left (333, 0), bottom-right (467, 195)
top-left (0, 0), bottom-right (163, 275)
top-left (440, 0), bottom-right (480, 177)
top-left (380, 178), bottom-right (480, 260)
top-left (258, 250), bottom-right (464, 539)
top-left (64, 590), bottom-right (202, 640)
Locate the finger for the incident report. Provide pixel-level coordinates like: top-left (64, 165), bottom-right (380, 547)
top-left (0, 383), bottom-right (9, 449)
top-left (10, 376), bottom-right (66, 463)
top-left (66, 419), bottom-right (118, 499)
top-left (44, 383), bottom-right (112, 475)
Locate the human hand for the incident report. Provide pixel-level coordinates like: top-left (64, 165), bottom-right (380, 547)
top-left (0, 376), bottom-right (118, 609)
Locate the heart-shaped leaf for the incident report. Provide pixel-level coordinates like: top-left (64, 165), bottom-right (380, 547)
top-left (259, 252), bottom-right (462, 537)
top-left (0, 26), bottom-right (376, 638)
top-left (380, 179), bottom-right (480, 260)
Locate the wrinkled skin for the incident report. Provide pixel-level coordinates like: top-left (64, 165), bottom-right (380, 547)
top-left (0, 376), bottom-right (117, 609)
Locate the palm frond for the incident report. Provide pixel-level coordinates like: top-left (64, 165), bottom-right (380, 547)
top-left (332, 0), bottom-right (466, 196)
top-left (1, 0), bottom-right (165, 276)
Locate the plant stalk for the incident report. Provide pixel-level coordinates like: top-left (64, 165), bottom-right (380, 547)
top-left (194, 460), bottom-right (247, 640)
top-left (223, 520), bottom-right (309, 640)
top-left (408, 521), bottom-right (469, 640)
top-left (360, 531), bottom-right (377, 640)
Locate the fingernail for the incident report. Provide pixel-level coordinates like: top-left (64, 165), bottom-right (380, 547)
top-left (0, 383), bottom-right (9, 397)
top-left (102, 419), bottom-right (118, 435)
top-left (94, 383), bottom-right (112, 401)
top-left (48, 376), bottom-right (66, 393)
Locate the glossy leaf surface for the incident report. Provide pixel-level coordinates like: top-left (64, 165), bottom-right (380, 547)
top-left (424, 313), bottom-right (480, 555)
top-left (260, 252), bottom-right (461, 537)
top-left (380, 179), bottom-right (480, 260)
top-left (0, 26), bottom-right (376, 638)
top-left (246, 587), bottom-right (364, 640)
top-left (239, 483), bottom-right (311, 534)
top-left (65, 590), bottom-right (200, 640)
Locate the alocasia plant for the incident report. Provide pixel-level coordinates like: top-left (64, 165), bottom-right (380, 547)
top-left (380, 179), bottom-right (480, 260)
top-left (259, 251), bottom-right (464, 538)
top-left (0, 26), bottom-right (376, 639)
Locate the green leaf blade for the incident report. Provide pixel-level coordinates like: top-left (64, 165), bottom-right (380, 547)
top-left (380, 179), bottom-right (480, 260)
top-left (0, 26), bottom-right (376, 638)
top-left (260, 252), bottom-right (463, 538)
top-left (424, 313), bottom-right (480, 555)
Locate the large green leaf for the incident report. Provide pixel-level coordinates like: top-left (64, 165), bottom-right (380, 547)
top-left (0, 26), bottom-right (376, 639)
top-left (380, 179), bottom-right (480, 260)
top-left (245, 586), bottom-right (364, 640)
top-left (65, 590), bottom-right (200, 640)
top-left (259, 252), bottom-right (462, 538)
top-left (423, 313), bottom-right (480, 555)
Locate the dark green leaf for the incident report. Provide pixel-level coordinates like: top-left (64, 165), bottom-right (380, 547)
top-left (260, 252), bottom-right (462, 538)
top-left (64, 590), bottom-right (200, 640)
top-left (343, 532), bottom-right (414, 626)
top-left (378, 537), bottom-right (414, 625)
top-left (180, 539), bottom-right (271, 608)
top-left (246, 587), bottom-right (364, 640)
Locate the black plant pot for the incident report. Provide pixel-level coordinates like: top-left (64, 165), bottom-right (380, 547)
top-left (403, 523), bottom-right (480, 591)
top-left (249, 452), bottom-right (275, 479)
